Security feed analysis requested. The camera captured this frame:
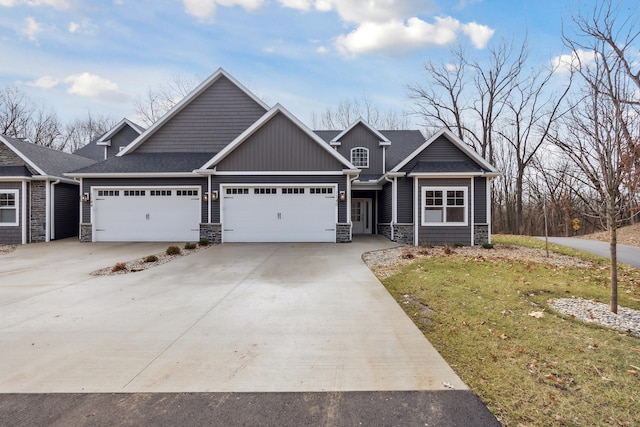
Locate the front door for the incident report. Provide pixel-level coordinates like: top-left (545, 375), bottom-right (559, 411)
top-left (351, 198), bottom-right (372, 234)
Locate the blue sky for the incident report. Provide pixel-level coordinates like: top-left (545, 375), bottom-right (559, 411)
top-left (0, 0), bottom-right (613, 129)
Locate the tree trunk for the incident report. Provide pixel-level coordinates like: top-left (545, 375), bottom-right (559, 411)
top-left (609, 220), bottom-right (618, 314)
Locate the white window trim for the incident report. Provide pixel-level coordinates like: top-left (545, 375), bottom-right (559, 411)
top-left (0, 189), bottom-right (19, 226)
top-left (350, 147), bottom-right (369, 169)
top-left (421, 186), bottom-right (468, 226)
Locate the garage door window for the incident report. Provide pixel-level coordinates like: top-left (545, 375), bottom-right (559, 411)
top-left (0, 190), bottom-right (18, 226)
top-left (310, 187), bottom-right (333, 194)
top-left (282, 187), bottom-right (305, 194)
top-left (177, 190), bottom-right (198, 196)
top-left (150, 190), bottom-right (172, 196)
top-left (226, 188), bottom-right (249, 195)
top-left (98, 190), bottom-right (119, 197)
top-left (124, 190), bottom-right (145, 196)
top-left (254, 188), bottom-right (277, 194)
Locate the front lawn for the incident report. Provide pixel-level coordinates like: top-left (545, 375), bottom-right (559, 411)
top-left (372, 235), bottom-right (640, 426)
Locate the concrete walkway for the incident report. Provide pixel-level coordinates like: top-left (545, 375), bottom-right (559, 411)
top-left (540, 237), bottom-right (640, 268)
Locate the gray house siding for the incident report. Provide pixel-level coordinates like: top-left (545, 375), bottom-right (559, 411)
top-left (396, 178), bottom-right (414, 223)
top-left (136, 76), bottom-right (267, 154)
top-left (53, 182), bottom-right (79, 240)
top-left (400, 136), bottom-right (472, 173)
top-left (334, 124), bottom-right (385, 175)
top-left (0, 181), bottom-right (23, 244)
top-left (215, 113), bottom-right (345, 172)
top-left (81, 177), bottom-right (209, 223)
top-left (417, 177), bottom-right (472, 246)
top-left (106, 125), bottom-right (141, 158)
top-left (379, 182), bottom-right (392, 224)
top-left (210, 175), bottom-right (348, 223)
top-left (474, 176), bottom-right (487, 223)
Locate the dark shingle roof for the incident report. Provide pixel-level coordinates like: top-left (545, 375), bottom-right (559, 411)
top-left (73, 141), bottom-right (105, 162)
top-left (410, 161), bottom-right (484, 174)
top-left (1, 135), bottom-right (96, 178)
top-left (0, 165), bottom-right (31, 177)
top-left (69, 153), bottom-right (216, 174)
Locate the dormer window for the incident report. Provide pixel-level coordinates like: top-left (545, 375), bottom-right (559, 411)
top-left (350, 147), bottom-right (369, 168)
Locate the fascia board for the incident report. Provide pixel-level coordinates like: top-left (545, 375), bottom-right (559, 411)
top-left (0, 135), bottom-right (47, 176)
top-left (118, 68), bottom-right (269, 157)
top-left (65, 172), bottom-right (197, 178)
top-left (391, 128), bottom-right (500, 174)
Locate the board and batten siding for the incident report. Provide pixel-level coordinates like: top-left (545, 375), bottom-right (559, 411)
top-left (0, 181), bottom-right (23, 244)
top-left (53, 182), bottom-right (79, 240)
top-left (215, 113), bottom-right (345, 172)
top-left (81, 177), bottom-right (208, 224)
top-left (417, 177), bottom-right (472, 246)
top-left (210, 175), bottom-right (348, 223)
top-left (396, 178), bottom-right (414, 224)
top-left (135, 76), bottom-right (267, 154)
top-left (399, 135), bottom-right (472, 173)
top-left (334, 124), bottom-right (385, 175)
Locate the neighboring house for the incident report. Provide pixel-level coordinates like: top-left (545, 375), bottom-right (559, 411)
top-left (67, 68), bottom-right (500, 246)
top-left (0, 135), bottom-right (96, 244)
top-left (73, 118), bottom-right (144, 162)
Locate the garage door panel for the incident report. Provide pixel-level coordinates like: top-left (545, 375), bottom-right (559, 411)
top-left (223, 186), bottom-right (336, 243)
top-left (93, 188), bottom-right (200, 242)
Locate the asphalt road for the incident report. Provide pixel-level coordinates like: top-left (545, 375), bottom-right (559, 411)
top-left (539, 237), bottom-right (640, 268)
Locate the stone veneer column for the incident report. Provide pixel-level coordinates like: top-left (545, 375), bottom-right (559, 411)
top-left (393, 224), bottom-right (414, 245)
top-left (474, 224), bottom-right (489, 245)
top-left (336, 223), bottom-right (351, 243)
top-left (80, 224), bottom-right (92, 242)
top-left (200, 223), bottom-right (222, 244)
top-left (29, 181), bottom-right (46, 243)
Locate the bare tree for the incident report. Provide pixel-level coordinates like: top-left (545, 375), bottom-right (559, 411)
top-left (61, 112), bottom-right (117, 152)
top-left (311, 94), bottom-right (411, 130)
top-left (553, 0), bottom-right (639, 312)
top-left (134, 74), bottom-right (199, 126)
top-left (0, 85), bottom-right (34, 138)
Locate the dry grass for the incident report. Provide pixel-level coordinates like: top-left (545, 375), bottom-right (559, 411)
top-left (580, 223), bottom-right (640, 247)
top-left (371, 235), bottom-right (640, 426)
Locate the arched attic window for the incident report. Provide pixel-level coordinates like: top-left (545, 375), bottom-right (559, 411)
top-left (350, 147), bottom-right (369, 168)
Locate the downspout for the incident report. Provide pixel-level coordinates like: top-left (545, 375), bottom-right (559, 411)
top-left (45, 179), bottom-right (51, 242)
top-left (207, 174), bottom-right (212, 224)
top-left (347, 174), bottom-right (358, 241)
top-left (383, 175), bottom-right (397, 241)
top-left (49, 179), bottom-right (61, 241)
top-left (470, 177), bottom-right (474, 246)
top-left (413, 176), bottom-right (418, 246)
top-left (486, 176), bottom-right (492, 244)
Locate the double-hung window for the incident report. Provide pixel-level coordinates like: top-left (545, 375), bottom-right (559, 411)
top-left (0, 190), bottom-right (18, 226)
top-left (422, 187), bottom-right (467, 225)
top-left (350, 147), bottom-right (369, 168)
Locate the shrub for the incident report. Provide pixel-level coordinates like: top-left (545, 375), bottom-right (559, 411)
top-left (144, 255), bottom-right (159, 263)
top-left (166, 245), bottom-right (181, 256)
top-left (401, 250), bottom-right (415, 259)
top-left (482, 243), bottom-right (494, 249)
top-left (418, 248), bottom-right (430, 256)
top-left (443, 245), bottom-right (454, 255)
top-left (184, 242), bottom-right (197, 250)
top-left (198, 238), bottom-right (210, 246)
top-left (111, 262), bottom-right (127, 272)
top-left (454, 242), bottom-right (464, 248)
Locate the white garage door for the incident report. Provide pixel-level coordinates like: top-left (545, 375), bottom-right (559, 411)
top-left (92, 187), bottom-right (201, 242)
top-left (222, 185), bottom-right (337, 242)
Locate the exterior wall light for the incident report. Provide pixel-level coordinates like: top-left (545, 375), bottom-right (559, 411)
top-left (203, 193), bottom-right (209, 202)
top-left (211, 190), bottom-right (219, 202)
top-left (339, 191), bottom-right (346, 202)
top-left (81, 192), bottom-right (90, 202)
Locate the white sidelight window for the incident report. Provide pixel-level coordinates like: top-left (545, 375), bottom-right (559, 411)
top-left (0, 190), bottom-right (18, 226)
top-left (350, 147), bottom-right (369, 168)
top-left (422, 187), bottom-right (467, 226)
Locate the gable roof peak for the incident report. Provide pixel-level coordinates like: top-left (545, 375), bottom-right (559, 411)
top-left (330, 118), bottom-right (392, 145)
top-left (118, 68), bottom-right (270, 156)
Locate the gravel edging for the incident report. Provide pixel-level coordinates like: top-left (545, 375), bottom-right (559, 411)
top-left (91, 244), bottom-right (211, 276)
top-left (548, 298), bottom-right (640, 337)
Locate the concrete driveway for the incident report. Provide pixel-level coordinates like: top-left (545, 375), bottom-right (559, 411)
top-left (540, 236), bottom-right (640, 268)
top-left (0, 237), bottom-right (466, 394)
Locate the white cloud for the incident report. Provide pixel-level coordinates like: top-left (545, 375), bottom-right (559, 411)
top-left (316, 45), bottom-right (328, 54)
top-left (183, 0), bottom-right (263, 19)
top-left (551, 49), bottom-right (596, 75)
top-left (68, 19), bottom-right (97, 35)
top-left (461, 21), bottom-right (494, 49)
top-left (336, 16), bottom-right (462, 55)
top-left (27, 75), bottom-right (60, 89)
top-left (64, 73), bottom-right (120, 99)
top-left (0, 0), bottom-right (69, 8)
top-left (279, 0), bottom-right (311, 11)
top-left (22, 16), bottom-right (42, 41)
top-left (311, 0), bottom-right (432, 24)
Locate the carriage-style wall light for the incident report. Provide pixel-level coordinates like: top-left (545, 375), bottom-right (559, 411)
top-left (211, 190), bottom-right (219, 202)
top-left (339, 191), bottom-right (346, 202)
top-left (81, 192), bottom-right (90, 202)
